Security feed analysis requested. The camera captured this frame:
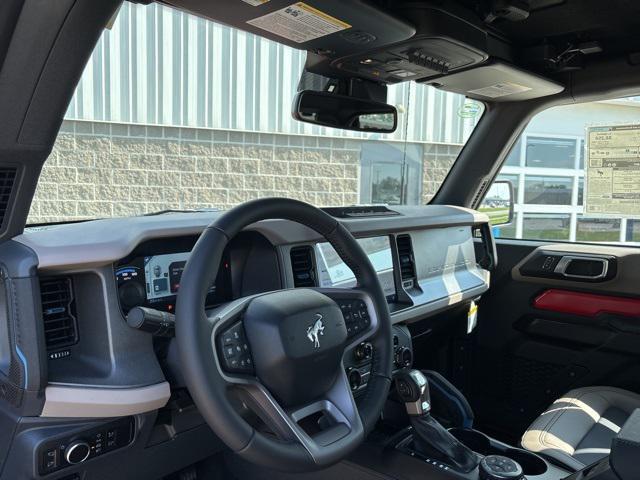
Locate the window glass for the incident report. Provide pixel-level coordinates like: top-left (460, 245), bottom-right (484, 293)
top-left (576, 217), bottom-right (621, 242)
top-left (523, 214), bottom-right (571, 240)
top-left (504, 139), bottom-right (522, 166)
top-left (525, 137), bottom-right (576, 169)
top-left (27, 2), bottom-right (483, 224)
top-left (577, 177), bottom-right (584, 205)
top-left (494, 213), bottom-right (517, 239)
top-left (630, 220), bottom-right (640, 241)
top-left (487, 97), bottom-right (640, 245)
top-left (524, 176), bottom-right (573, 205)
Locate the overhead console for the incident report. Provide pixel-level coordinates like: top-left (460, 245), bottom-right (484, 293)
top-left (316, 3), bottom-right (564, 101)
top-left (328, 6), bottom-right (491, 84)
top-left (165, 0), bottom-right (564, 102)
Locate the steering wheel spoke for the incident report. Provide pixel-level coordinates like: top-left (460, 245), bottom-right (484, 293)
top-left (234, 367), bottom-right (364, 466)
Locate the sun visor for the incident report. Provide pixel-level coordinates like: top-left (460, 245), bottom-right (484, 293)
top-left (423, 61), bottom-right (565, 102)
top-left (161, 0), bottom-right (415, 57)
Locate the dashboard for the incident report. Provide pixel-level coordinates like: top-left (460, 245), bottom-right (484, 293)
top-left (22, 204), bottom-right (491, 396)
top-left (5, 204), bottom-right (493, 479)
top-left (15, 205), bottom-right (492, 390)
top-left (114, 233), bottom-right (399, 315)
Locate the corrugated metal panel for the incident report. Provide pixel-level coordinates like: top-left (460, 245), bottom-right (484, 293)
top-left (66, 2), bottom-right (479, 143)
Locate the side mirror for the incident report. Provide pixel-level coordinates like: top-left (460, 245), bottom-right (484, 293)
top-left (292, 90), bottom-right (397, 133)
top-left (479, 180), bottom-right (514, 226)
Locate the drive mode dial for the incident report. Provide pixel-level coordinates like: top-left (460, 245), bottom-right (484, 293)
top-left (64, 440), bottom-right (91, 464)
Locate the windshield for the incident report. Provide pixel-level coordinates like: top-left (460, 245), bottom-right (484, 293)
top-left (27, 2), bottom-right (483, 224)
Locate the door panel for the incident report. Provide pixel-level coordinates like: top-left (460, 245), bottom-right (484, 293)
top-left (470, 240), bottom-right (640, 443)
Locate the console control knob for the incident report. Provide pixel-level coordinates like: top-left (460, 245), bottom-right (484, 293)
top-left (395, 347), bottom-right (413, 368)
top-left (354, 342), bottom-right (372, 361)
top-left (479, 455), bottom-right (523, 480)
top-left (64, 440), bottom-right (91, 465)
top-left (347, 368), bottom-right (362, 391)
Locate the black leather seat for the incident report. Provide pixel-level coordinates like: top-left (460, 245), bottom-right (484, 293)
top-left (521, 386), bottom-right (640, 471)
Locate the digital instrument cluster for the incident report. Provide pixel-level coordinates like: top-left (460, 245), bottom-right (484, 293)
top-left (115, 248), bottom-right (231, 314)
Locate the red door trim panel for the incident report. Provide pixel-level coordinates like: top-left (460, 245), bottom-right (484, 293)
top-left (534, 289), bottom-right (640, 318)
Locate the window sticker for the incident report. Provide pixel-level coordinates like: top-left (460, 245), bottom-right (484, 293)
top-left (585, 125), bottom-right (640, 218)
top-left (247, 2), bottom-right (351, 44)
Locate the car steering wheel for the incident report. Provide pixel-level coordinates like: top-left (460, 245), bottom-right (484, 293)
top-left (175, 198), bottom-right (393, 472)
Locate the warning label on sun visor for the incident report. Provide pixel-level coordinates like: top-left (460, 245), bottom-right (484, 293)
top-left (247, 2), bottom-right (351, 43)
top-left (585, 125), bottom-right (640, 218)
top-left (468, 82), bottom-right (532, 99)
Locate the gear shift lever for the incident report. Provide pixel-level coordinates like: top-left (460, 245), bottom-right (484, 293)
top-left (395, 370), bottom-right (480, 473)
top-left (395, 369), bottom-right (431, 416)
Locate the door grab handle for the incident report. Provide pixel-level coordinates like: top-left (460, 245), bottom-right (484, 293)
top-left (553, 255), bottom-right (608, 280)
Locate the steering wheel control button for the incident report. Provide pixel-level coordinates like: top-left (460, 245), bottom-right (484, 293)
top-left (480, 455), bottom-right (524, 480)
top-left (338, 299), bottom-right (371, 339)
top-left (218, 321), bottom-right (254, 374)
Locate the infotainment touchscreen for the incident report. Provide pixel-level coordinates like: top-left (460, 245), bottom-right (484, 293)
top-left (315, 236), bottom-right (395, 298)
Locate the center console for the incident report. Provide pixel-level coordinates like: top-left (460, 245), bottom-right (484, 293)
top-left (388, 369), bottom-right (567, 480)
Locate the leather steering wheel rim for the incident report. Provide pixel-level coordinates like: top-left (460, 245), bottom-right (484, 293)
top-left (175, 198), bottom-right (393, 472)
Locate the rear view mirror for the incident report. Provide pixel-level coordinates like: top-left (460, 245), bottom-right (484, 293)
top-left (480, 180), bottom-right (514, 226)
top-left (292, 90), bottom-right (397, 133)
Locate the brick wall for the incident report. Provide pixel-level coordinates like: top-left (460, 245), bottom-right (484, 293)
top-left (28, 120), bottom-right (462, 224)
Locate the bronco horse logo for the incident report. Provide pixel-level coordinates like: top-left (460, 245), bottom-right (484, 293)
top-left (306, 314), bottom-right (325, 349)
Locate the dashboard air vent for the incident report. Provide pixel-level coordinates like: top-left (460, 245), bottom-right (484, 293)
top-left (290, 246), bottom-right (316, 287)
top-left (0, 167), bottom-right (17, 228)
top-left (40, 277), bottom-right (78, 351)
top-left (397, 234), bottom-right (416, 289)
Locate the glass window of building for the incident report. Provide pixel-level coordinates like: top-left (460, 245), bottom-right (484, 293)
top-left (576, 217), bottom-right (621, 242)
top-left (577, 177), bottom-right (584, 205)
top-left (504, 139), bottom-right (522, 166)
top-left (524, 176), bottom-right (573, 205)
top-left (525, 137), bottom-right (576, 169)
top-left (630, 220), bottom-right (640, 242)
top-left (523, 214), bottom-right (571, 240)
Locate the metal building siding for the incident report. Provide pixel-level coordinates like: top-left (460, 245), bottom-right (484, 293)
top-left (66, 2), bottom-right (476, 144)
